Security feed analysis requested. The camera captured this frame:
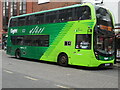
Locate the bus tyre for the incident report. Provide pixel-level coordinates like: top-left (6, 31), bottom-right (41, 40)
top-left (58, 53), bottom-right (68, 67)
top-left (15, 49), bottom-right (21, 59)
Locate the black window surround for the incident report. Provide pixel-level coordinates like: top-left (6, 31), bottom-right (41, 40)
top-left (11, 35), bottom-right (49, 47)
top-left (10, 6), bottom-right (91, 27)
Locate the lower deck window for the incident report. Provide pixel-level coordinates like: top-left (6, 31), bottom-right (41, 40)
top-left (76, 34), bottom-right (91, 49)
top-left (11, 35), bottom-right (49, 47)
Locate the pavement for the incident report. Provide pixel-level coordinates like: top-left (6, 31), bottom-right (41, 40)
top-left (114, 62), bottom-right (120, 68)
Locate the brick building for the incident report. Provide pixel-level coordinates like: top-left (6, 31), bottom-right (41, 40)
top-left (0, 0), bottom-right (80, 48)
top-left (0, 1), bottom-right (3, 44)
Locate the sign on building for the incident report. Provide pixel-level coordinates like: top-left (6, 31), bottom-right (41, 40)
top-left (38, 0), bottom-right (50, 4)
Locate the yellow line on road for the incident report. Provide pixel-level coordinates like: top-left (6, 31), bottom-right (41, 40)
top-left (4, 70), bottom-right (13, 74)
top-left (24, 76), bottom-right (38, 81)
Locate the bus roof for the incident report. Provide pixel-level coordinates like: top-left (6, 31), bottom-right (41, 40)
top-left (11, 3), bottom-right (93, 19)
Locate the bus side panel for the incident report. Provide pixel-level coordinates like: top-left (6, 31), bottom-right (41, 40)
top-left (7, 23), bottom-right (68, 59)
top-left (40, 21), bottom-right (96, 67)
top-left (40, 22), bottom-right (75, 61)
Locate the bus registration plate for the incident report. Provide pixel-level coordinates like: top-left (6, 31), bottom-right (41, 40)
top-left (105, 63), bottom-right (110, 66)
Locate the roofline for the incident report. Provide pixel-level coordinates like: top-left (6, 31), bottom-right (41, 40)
top-left (11, 3), bottom-right (93, 19)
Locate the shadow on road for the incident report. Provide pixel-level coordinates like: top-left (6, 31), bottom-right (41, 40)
top-left (9, 56), bottom-right (116, 71)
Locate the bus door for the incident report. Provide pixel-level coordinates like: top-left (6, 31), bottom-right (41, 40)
top-left (72, 34), bottom-right (92, 65)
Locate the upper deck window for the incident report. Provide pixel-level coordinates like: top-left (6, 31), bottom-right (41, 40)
top-left (74, 6), bottom-right (91, 20)
top-left (10, 18), bottom-right (18, 27)
top-left (9, 6), bottom-right (91, 27)
top-left (95, 6), bottom-right (113, 28)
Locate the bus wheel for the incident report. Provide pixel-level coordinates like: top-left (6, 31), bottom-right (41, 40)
top-left (15, 49), bottom-right (21, 59)
top-left (58, 53), bottom-right (68, 66)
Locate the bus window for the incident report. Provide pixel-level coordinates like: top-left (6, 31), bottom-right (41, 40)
top-left (16, 36), bottom-right (24, 45)
top-left (18, 17), bottom-right (26, 26)
top-left (58, 8), bottom-right (73, 22)
top-left (35, 13), bottom-right (45, 24)
top-left (11, 36), bottom-right (16, 45)
top-left (95, 36), bottom-right (115, 55)
top-left (37, 35), bottom-right (49, 47)
top-left (11, 36), bottom-right (24, 45)
top-left (10, 18), bottom-right (18, 27)
top-left (26, 15), bottom-right (34, 25)
top-left (81, 6), bottom-right (91, 20)
top-left (74, 6), bottom-right (91, 20)
top-left (46, 11), bottom-right (58, 23)
top-left (24, 36), bottom-right (32, 46)
top-left (74, 7), bottom-right (82, 20)
top-left (22, 35), bottom-right (49, 47)
top-left (76, 34), bottom-right (91, 49)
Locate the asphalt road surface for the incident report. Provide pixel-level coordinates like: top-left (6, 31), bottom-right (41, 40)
top-left (1, 50), bottom-right (119, 88)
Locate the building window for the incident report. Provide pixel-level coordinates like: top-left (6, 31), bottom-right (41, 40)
top-left (10, 0), bottom-right (17, 16)
top-left (19, 0), bottom-right (26, 15)
top-left (3, 1), bottom-right (9, 30)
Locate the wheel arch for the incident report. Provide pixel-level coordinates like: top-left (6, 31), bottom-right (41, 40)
top-left (15, 48), bottom-right (21, 56)
top-left (57, 52), bottom-right (68, 62)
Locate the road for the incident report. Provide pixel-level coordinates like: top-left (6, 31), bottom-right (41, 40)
top-left (1, 50), bottom-right (119, 88)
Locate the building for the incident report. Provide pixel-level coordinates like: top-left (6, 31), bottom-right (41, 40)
top-left (0, 1), bottom-right (3, 45)
top-left (0, 0), bottom-right (80, 48)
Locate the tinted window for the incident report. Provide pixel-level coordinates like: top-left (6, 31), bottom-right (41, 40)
top-left (74, 6), bottom-right (91, 20)
top-left (11, 35), bottom-right (49, 47)
top-left (96, 7), bottom-right (113, 27)
top-left (10, 18), bottom-right (18, 27)
top-left (9, 6), bottom-right (91, 27)
top-left (58, 8), bottom-right (73, 22)
top-left (18, 17), bottom-right (26, 26)
top-left (26, 15), bottom-right (34, 25)
top-left (46, 11), bottom-right (58, 23)
top-left (24, 36), bottom-right (33, 46)
top-left (76, 34), bottom-right (91, 49)
top-left (11, 36), bottom-right (24, 45)
top-left (35, 13), bottom-right (45, 24)
top-left (29, 35), bottom-right (49, 47)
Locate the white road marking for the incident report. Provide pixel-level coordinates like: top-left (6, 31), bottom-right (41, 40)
top-left (56, 85), bottom-right (70, 89)
top-left (67, 74), bottom-right (71, 76)
top-left (4, 70), bottom-right (13, 74)
top-left (24, 76), bottom-right (38, 81)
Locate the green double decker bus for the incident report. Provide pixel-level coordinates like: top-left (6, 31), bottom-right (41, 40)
top-left (7, 3), bottom-right (115, 68)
